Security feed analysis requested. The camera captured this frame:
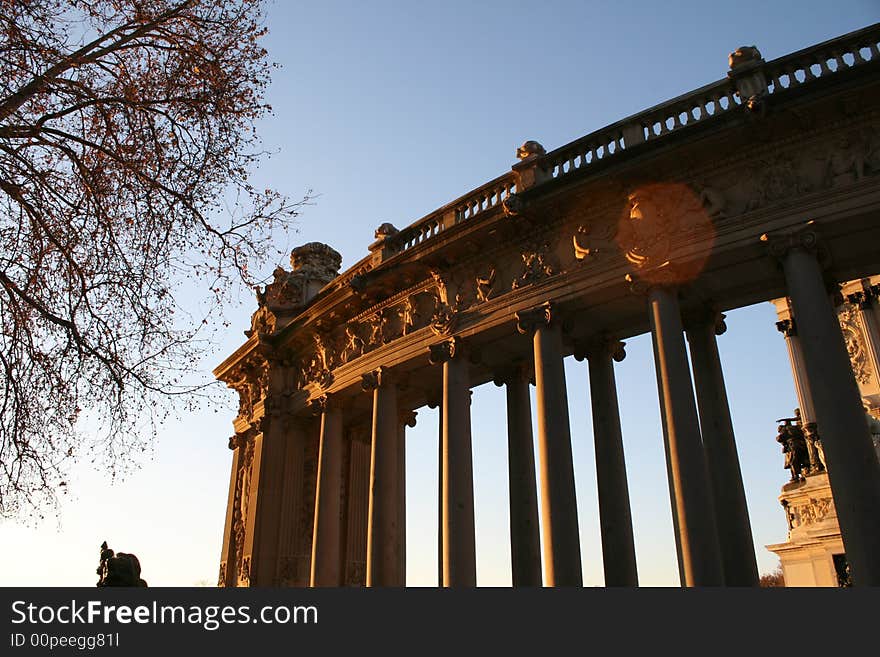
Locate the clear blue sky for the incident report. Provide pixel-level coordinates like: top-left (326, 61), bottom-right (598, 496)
top-left (2, 0), bottom-right (878, 587)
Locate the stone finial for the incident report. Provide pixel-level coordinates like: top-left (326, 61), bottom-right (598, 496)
top-left (247, 243), bottom-right (341, 331)
top-left (728, 45), bottom-right (762, 71)
top-left (516, 140), bottom-right (546, 161)
top-left (374, 223), bottom-right (399, 240)
top-left (290, 242), bottom-right (342, 281)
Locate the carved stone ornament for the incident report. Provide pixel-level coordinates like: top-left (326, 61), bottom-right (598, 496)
top-left (374, 222), bottom-right (400, 240)
top-left (233, 437), bottom-right (255, 584)
top-left (728, 45), bottom-right (762, 70)
top-left (253, 242), bottom-right (342, 317)
top-left (428, 338), bottom-right (459, 365)
top-left (785, 496), bottom-right (836, 530)
top-left (760, 224), bottom-right (826, 265)
top-left (747, 157), bottom-right (804, 211)
top-left (516, 301), bottom-right (553, 335)
top-left (239, 555), bottom-right (251, 586)
top-left (824, 133), bottom-right (866, 188)
top-left (430, 293), bottom-right (459, 336)
top-left (502, 194), bottom-right (524, 217)
top-left (616, 182), bottom-right (711, 270)
top-left (512, 241), bottom-right (556, 289)
top-left (400, 295), bottom-right (419, 334)
top-left (516, 140), bottom-right (547, 161)
top-left (839, 305), bottom-right (872, 384)
top-left (475, 267), bottom-right (496, 303)
top-left (572, 221), bottom-right (617, 262)
top-left (218, 562), bottom-right (227, 587)
top-left (247, 305), bottom-right (276, 338)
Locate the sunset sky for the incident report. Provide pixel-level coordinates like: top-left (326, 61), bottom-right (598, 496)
top-left (2, 0), bottom-right (879, 587)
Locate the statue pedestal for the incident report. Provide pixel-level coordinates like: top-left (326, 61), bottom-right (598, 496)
top-left (766, 473), bottom-right (846, 586)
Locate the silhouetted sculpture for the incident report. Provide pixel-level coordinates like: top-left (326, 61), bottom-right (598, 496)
top-left (776, 417), bottom-right (809, 483)
top-left (96, 541), bottom-right (148, 587)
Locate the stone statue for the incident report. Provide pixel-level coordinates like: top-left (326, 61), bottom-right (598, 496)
top-left (776, 417), bottom-right (809, 483)
top-left (96, 541), bottom-right (148, 587)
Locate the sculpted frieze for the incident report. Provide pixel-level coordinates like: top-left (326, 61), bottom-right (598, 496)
top-left (616, 182), bottom-right (712, 270)
top-left (839, 305), bottom-right (872, 385)
top-left (512, 240), bottom-right (558, 289)
top-left (784, 496), bottom-right (836, 530)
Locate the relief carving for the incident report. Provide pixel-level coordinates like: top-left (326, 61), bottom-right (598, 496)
top-left (786, 496), bottom-right (836, 530)
top-left (572, 221), bottom-right (617, 262)
top-left (839, 305), bottom-right (871, 384)
top-left (512, 241), bottom-right (557, 289)
top-left (475, 267), bottom-right (496, 302)
top-left (617, 183), bottom-right (711, 270)
top-left (396, 296), bottom-right (413, 334)
top-left (747, 156), bottom-right (805, 210)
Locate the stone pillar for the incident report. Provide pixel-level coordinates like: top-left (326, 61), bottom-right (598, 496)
top-left (765, 227), bottom-right (880, 586)
top-left (579, 338), bottom-right (638, 587)
top-left (436, 400), bottom-right (444, 586)
top-left (775, 317), bottom-right (824, 473)
top-left (309, 396), bottom-right (344, 587)
top-left (219, 433), bottom-right (246, 587)
top-left (684, 310), bottom-right (759, 586)
top-left (646, 286), bottom-right (724, 586)
top-left (429, 338), bottom-right (477, 587)
top-left (343, 435), bottom-right (370, 586)
top-left (494, 366), bottom-right (542, 587)
top-left (363, 368), bottom-right (401, 587)
top-left (398, 410), bottom-right (416, 586)
top-left (516, 302), bottom-right (583, 587)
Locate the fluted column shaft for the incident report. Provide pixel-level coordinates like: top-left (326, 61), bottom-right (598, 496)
top-left (647, 286), bottom-right (724, 586)
top-left (497, 369), bottom-right (542, 586)
top-left (584, 340), bottom-right (638, 587)
top-left (684, 312), bottom-right (759, 586)
top-left (517, 303), bottom-right (582, 587)
top-left (364, 369), bottom-right (401, 587)
top-left (310, 399), bottom-right (344, 586)
top-left (775, 239), bottom-right (880, 586)
top-left (430, 339), bottom-right (477, 587)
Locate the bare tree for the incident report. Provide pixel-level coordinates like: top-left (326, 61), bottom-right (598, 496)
top-left (0, 0), bottom-right (306, 518)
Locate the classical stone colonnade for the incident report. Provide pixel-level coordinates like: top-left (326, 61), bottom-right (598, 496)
top-left (216, 25), bottom-right (880, 587)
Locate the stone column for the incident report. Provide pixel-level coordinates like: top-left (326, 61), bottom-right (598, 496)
top-left (579, 338), bottom-right (638, 587)
top-left (429, 338), bottom-right (477, 587)
top-left (363, 368), bottom-right (401, 587)
top-left (343, 435), bottom-right (370, 586)
top-left (309, 396), bottom-right (344, 587)
top-left (219, 432), bottom-right (246, 587)
top-left (516, 302), bottom-right (583, 587)
top-left (494, 366), bottom-right (542, 587)
top-left (398, 410), bottom-right (416, 586)
top-left (775, 317), bottom-right (824, 473)
top-left (684, 309), bottom-right (759, 586)
top-left (765, 227), bottom-right (880, 586)
top-left (646, 286), bottom-right (724, 586)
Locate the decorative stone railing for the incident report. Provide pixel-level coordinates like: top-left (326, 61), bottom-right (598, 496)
top-left (336, 23), bottom-right (880, 279)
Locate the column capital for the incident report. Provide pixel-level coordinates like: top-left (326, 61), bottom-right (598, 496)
top-left (428, 337), bottom-right (463, 365)
top-left (399, 409), bottom-right (417, 428)
top-left (775, 318), bottom-right (797, 338)
top-left (573, 335), bottom-right (626, 362)
top-left (227, 429), bottom-right (254, 451)
top-left (847, 286), bottom-right (879, 310)
top-left (308, 393), bottom-right (342, 416)
top-left (682, 305), bottom-right (727, 336)
top-left (492, 362), bottom-right (533, 387)
top-left (361, 366), bottom-right (393, 391)
top-left (515, 301), bottom-right (553, 335)
top-left (759, 222), bottom-right (830, 266)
